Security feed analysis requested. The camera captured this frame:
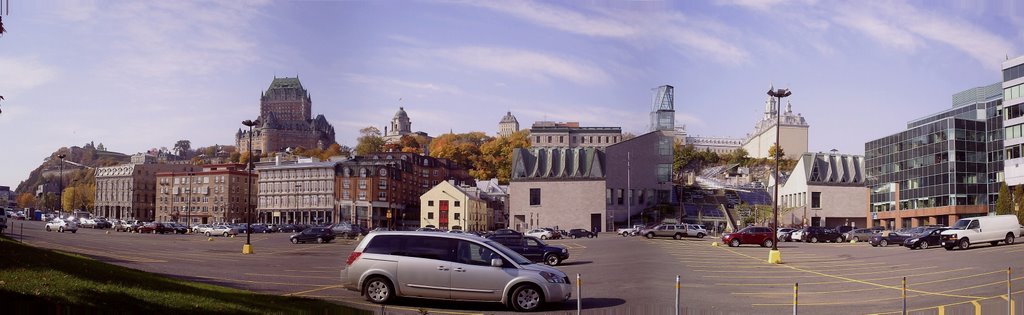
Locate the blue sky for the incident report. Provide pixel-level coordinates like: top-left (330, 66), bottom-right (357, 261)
top-left (1, 0), bottom-right (1022, 187)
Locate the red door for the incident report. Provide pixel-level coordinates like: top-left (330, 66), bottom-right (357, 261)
top-left (439, 200), bottom-right (449, 230)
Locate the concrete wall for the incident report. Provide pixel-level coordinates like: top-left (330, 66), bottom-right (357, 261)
top-left (605, 131), bottom-right (674, 225)
top-left (509, 179), bottom-right (605, 232)
top-left (742, 125), bottom-right (808, 160)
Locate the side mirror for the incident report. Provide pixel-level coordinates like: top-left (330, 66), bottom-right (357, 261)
top-left (491, 258), bottom-right (503, 267)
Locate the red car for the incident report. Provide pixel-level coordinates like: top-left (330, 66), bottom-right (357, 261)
top-left (722, 226), bottom-right (775, 247)
top-left (139, 222), bottom-right (171, 234)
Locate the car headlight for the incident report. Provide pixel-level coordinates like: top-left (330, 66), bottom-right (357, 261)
top-left (908, 238), bottom-right (918, 243)
top-left (540, 271), bottom-right (567, 284)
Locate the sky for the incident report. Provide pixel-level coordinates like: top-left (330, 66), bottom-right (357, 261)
top-left (1, 0), bottom-right (1022, 188)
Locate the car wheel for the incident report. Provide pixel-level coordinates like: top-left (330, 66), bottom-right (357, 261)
top-left (810, 236), bottom-right (818, 243)
top-left (1006, 233), bottom-right (1015, 245)
top-left (363, 277), bottom-right (394, 304)
top-left (540, 235), bottom-right (547, 240)
top-left (673, 233), bottom-right (682, 240)
top-left (545, 254), bottom-right (561, 266)
top-left (645, 233), bottom-right (654, 239)
top-left (59, 227), bottom-right (64, 233)
top-left (71, 230), bottom-right (76, 234)
top-left (920, 242), bottom-right (929, 250)
top-left (223, 232), bottom-right (229, 237)
top-left (835, 237), bottom-right (843, 243)
top-left (879, 239), bottom-right (888, 247)
top-left (509, 284), bottom-right (543, 312)
top-left (46, 226), bottom-right (51, 232)
top-left (730, 239), bottom-right (740, 247)
top-left (316, 237), bottom-right (324, 244)
top-left (871, 243), bottom-right (878, 247)
top-left (853, 236), bottom-right (861, 242)
top-left (958, 238), bottom-right (971, 250)
top-left (570, 235), bottom-right (577, 239)
top-left (763, 239), bottom-right (774, 248)
top-left (152, 230), bottom-right (157, 234)
top-left (588, 234), bottom-right (594, 238)
top-left (205, 232), bottom-right (211, 237)
top-left (697, 233), bottom-right (705, 239)
top-left (291, 238), bottom-right (299, 244)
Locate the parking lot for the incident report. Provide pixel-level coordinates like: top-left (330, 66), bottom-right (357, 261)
top-left (5, 220), bottom-right (1023, 314)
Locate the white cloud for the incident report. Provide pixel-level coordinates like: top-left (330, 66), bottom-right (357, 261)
top-left (0, 56), bottom-right (58, 96)
top-left (343, 74), bottom-right (465, 95)
top-left (457, 1), bottom-right (750, 65)
top-left (428, 46), bottom-right (612, 86)
top-left (833, 7), bottom-right (923, 52)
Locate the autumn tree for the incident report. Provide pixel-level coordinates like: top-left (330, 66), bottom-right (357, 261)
top-left (355, 126), bottom-right (385, 156)
top-left (16, 192), bottom-right (36, 209)
top-left (474, 130), bottom-right (531, 183)
top-left (428, 132), bottom-right (489, 169)
top-left (768, 144), bottom-right (784, 159)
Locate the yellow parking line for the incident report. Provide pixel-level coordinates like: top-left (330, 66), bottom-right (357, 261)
top-left (189, 275), bottom-right (326, 287)
top-left (285, 284), bottom-right (346, 296)
top-left (797, 263), bottom-right (910, 273)
top-left (838, 265), bottom-right (937, 277)
top-left (971, 300), bottom-right (981, 315)
top-left (244, 273), bottom-right (337, 280)
top-left (264, 243), bottom-right (334, 255)
top-left (870, 289), bottom-right (1024, 315)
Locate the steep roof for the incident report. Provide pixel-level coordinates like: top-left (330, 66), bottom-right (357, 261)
top-left (267, 77), bottom-right (303, 92)
top-left (511, 147), bottom-right (605, 180)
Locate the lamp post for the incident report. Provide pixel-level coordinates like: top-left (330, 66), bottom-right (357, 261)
top-left (767, 86), bottom-right (792, 264)
top-left (294, 183), bottom-right (301, 225)
top-left (241, 119), bottom-right (259, 255)
top-left (57, 153), bottom-right (66, 213)
top-left (186, 172), bottom-right (195, 229)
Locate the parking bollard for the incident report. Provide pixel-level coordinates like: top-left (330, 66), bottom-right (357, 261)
top-left (902, 277), bottom-right (907, 315)
top-left (1009, 267), bottom-right (1013, 315)
top-left (576, 274), bottom-right (581, 315)
top-left (793, 283), bottom-right (798, 315)
top-left (675, 275), bottom-right (681, 315)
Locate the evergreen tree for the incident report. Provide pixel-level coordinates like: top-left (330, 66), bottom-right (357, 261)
top-left (995, 183), bottom-right (1013, 215)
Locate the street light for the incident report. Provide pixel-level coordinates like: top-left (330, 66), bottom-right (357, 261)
top-left (186, 172), bottom-right (195, 230)
top-left (57, 153), bottom-right (66, 213)
top-left (294, 183), bottom-right (301, 225)
top-left (767, 86), bottom-right (792, 264)
top-left (241, 119), bottom-right (260, 255)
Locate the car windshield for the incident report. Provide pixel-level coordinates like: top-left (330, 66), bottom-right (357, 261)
top-left (484, 240), bottom-right (532, 265)
top-left (948, 219), bottom-right (971, 230)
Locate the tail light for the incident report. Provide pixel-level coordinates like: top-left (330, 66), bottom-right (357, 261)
top-left (346, 252), bottom-right (362, 266)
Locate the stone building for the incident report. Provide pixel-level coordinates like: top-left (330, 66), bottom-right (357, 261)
top-left (95, 162), bottom-right (199, 221)
top-left (382, 107), bottom-right (432, 145)
top-left (529, 121), bottom-right (622, 149)
top-left (335, 152), bottom-right (474, 229)
top-left (256, 159), bottom-right (337, 225)
top-left (741, 90), bottom-right (810, 159)
top-left (498, 111), bottom-right (519, 137)
top-left (509, 147), bottom-right (607, 232)
top-left (778, 152), bottom-right (868, 228)
top-left (236, 77), bottom-right (337, 155)
top-left (605, 130), bottom-right (677, 230)
top-left (154, 164), bottom-right (257, 225)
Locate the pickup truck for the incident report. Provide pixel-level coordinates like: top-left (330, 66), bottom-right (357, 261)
top-left (617, 225), bottom-right (645, 237)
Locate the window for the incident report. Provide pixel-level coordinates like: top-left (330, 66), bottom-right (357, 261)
top-left (454, 213), bottom-right (461, 220)
top-left (428, 212), bottom-right (434, 219)
top-left (811, 192), bottom-right (822, 209)
top-left (403, 237), bottom-right (455, 261)
top-left (378, 192), bottom-right (386, 200)
top-left (358, 191), bottom-right (366, 201)
top-left (454, 201), bottom-right (461, 207)
top-left (457, 241), bottom-right (499, 266)
top-left (657, 164), bottom-right (671, 183)
top-left (659, 137), bottom-right (672, 156)
top-left (529, 188), bottom-right (541, 206)
top-left (428, 200), bottom-right (434, 207)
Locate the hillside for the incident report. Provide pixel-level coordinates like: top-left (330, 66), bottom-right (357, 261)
top-left (14, 142), bottom-right (130, 196)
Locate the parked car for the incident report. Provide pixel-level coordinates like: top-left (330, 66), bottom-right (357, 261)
top-left (869, 227), bottom-right (926, 247)
top-left (941, 215), bottom-right (1021, 250)
top-left (249, 224), bottom-right (269, 234)
top-left (45, 218), bottom-right (78, 233)
top-left (290, 227), bottom-right (336, 244)
top-left (776, 228), bottom-right (796, 241)
top-left (843, 228), bottom-right (878, 242)
top-left (722, 226), bottom-right (774, 247)
top-left (685, 224), bottom-right (708, 238)
top-left (789, 228), bottom-right (806, 242)
top-left (617, 225), bottom-right (644, 237)
top-left (492, 228), bottom-right (521, 236)
top-left (641, 224), bottom-right (705, 239)
top-left (526, 228), bottom-right (555, 240)
top-left (192, 224), bottom-right (213, 234)
top-left (802, 226), bottom-right (844, 243)
top-left (416, 226), bottom-right (441, 232)
top-left (835, 225), bottom-right (855, 234)
top-left (488, 235), bottom-right (570, 266)
top-left (567, 228), bottom-right (595, 239)
top-left (78, 218), bottom-right (97, 229)
top-left (278, 224), bottom-right (301, 233)
top-left (207, 225), bottom-right (239, 237)
top-left (904, 227), bottom-right (949, 249)
top-left (165, 223), bottom-right (189, 234)
top-left (342, 232), bottom-right (572, 311)
top-left (139, 222), bottom-right (171, 234)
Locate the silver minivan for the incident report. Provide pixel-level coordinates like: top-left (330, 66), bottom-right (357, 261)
top-left (341, 231), bottom-right (572, 312)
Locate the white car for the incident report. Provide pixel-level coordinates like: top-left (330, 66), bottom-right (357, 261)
top-left (790, 229), bottom-right (805, 242)
top-left (526, 228), bottom-right (554, 239)
top-left (45, 218), bottom-right (78, 233)
top-left (206, 225), bottom-right (239, 237)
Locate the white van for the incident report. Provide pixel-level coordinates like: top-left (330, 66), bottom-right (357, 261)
top-left (940, 215), bottom-right (1021, 250)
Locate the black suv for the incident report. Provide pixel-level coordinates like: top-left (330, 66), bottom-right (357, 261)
top-left (802, 226), bottom-right (843, 243)
top-left (567, 229), bottom-right (595, 239)
top-left (487, 235), bottom-right (569, 266)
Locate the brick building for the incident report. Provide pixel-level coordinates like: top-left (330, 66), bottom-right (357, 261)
top-left (335, 152), bottom-right (474, 229)
top-left (256, 159), bottom-right (336, 225)
top-left (236, 77), bottom-right (337, 155)
top-left (155, 164), bottom-right (257, 225)
top-left (95, 162), bottom-right (199, 221)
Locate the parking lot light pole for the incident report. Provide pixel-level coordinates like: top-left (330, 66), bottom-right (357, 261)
top-left (57, 153), bottom-right (66, 213)
top-left (186, 172), bottom-right (195, 229)
top-left (767, 86), bottom-right (791, 264)
top-left (241, 119), bottom-right (259, 255)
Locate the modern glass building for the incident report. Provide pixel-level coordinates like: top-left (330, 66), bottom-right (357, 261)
top-left (865, 83), bottom-right (1003, 229)
top-left (1002, 55), bottom-right (1024, 186)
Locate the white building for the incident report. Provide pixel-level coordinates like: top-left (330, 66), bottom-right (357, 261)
top-left (419, 180), bottom-right (489, 231)
top-left (777, 152), bottom-right (868, 228)
top-left (741, 91), bottom-right (809, 159)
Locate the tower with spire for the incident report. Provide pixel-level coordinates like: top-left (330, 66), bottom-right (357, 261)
top-left (235, 77), bottom-right (338, 154)
top-left (498, 111), bottom-right (519, 137)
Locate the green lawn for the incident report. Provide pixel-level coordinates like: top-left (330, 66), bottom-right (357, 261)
top-left (0, 236), bottom-right (369, 314)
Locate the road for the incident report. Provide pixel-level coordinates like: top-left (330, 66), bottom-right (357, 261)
top-left (6, 220), bottom-right (1024, 314)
